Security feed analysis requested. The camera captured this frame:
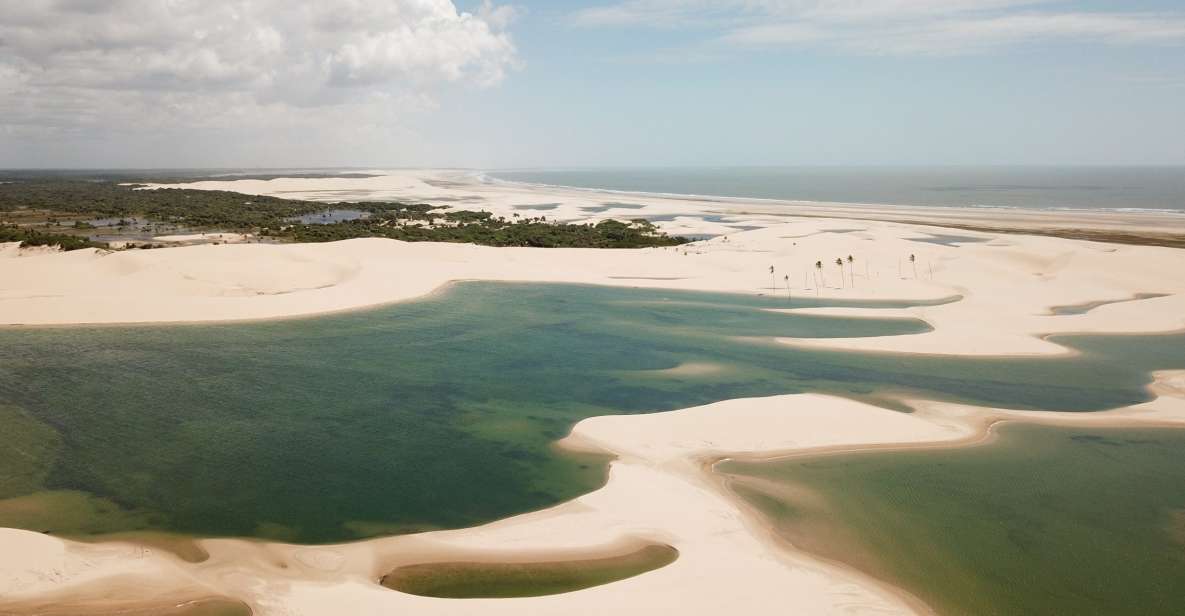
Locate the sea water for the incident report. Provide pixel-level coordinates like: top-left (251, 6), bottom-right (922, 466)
top-left (490, 166), bottom-right (1185, 213)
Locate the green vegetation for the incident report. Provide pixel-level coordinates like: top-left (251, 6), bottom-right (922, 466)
top-left (0, 179), bottom-right (689, 249)
top-left (284, 216), bottom-right (688, 248)
top-left (720, 424), bottom-right (1185, 616)
top-left (0, 224), bottom-right (105, 250)
top-left (0, 179), bottom-right (329, 228)
top-left (380, 544), bottom-right (678, 598)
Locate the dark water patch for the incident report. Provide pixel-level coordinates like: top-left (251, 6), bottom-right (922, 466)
top-left (380, 544), bottom-right (678, 598)
top-left (88, 233), bottom-right (162, 243)
top-left (512, 203), bottom-right (560, 211)
top-left (85, 217), bottom-right (151, 228)
top-left (907, 233), bottom-right (991, 246)
top-left (1048, 293), bottom-right (1170, 316)
top-left (642, 213), bottom-right (733, 224)
top-left (289, 209), bottom-right (371, 224)
top-left (720, 424), bottom-right (1185, 616)
top-left (0, 283), bottom-right (1182, 542)
top-left (422, 178), bottom-right (474, 189)
top-left (780, 228), bottom-right (867, 239)
top-left (582, 202), bottom-right (647, 213)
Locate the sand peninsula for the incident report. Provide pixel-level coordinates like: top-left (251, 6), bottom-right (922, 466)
top-left (2, 170), bottom-right (1185, 615)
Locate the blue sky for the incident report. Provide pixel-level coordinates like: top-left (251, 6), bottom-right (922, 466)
top-left (441, 0), bottom-right (1185, 167)
top-left (1, 1), bottom-right (1183, 167)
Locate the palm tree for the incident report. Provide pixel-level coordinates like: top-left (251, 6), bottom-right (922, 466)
top-left (814, 260), bottom-right (824, 289)
top-left (835, 257), bottom-right (845, 288)
top-left (847, 255), bottom-right (855, 288)
top-left (769, 265), bottom-right (775, 292)
top-left (909, 253), bottom-right (917, 278)
top-left (783, 274), bottom-right (791, 301)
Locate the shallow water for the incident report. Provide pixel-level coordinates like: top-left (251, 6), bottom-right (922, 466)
top-left (1047, 292), bottom-right (1169, 316)
top-left (720, 424), bottom-right (1185, 615)
top-left (1, 282), bottom-right (1183, 542)
top-left (290, 209), bottom-right (371, 224)
top-left (381, 544), bottom-right (678, 598)
top-left (906, 233), bottom-right (991, 246)
top-left (581, 202), bottom-right (647, 212)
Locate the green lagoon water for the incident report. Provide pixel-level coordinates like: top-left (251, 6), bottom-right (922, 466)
top-left (1, 282), bottom-right (1184, 543)
top-left (720, 424), bottom-right (1185, 615)
top-left (381, 544), bottom-right (680, 598)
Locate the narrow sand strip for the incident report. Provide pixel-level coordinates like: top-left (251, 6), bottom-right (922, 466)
top-left (135, 170), bottom-right (1185, 241)
top-left (4, 218), bottom-right (1185, 357)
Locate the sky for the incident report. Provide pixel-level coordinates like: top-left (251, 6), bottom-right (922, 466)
top-left (1, 0), bottom-right (1183, 168)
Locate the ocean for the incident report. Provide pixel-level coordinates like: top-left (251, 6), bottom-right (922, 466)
top-left (488, 166), bottom-right (1185, 213)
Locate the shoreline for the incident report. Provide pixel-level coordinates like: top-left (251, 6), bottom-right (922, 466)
top-left (482, 171), bottom-right (1185, 217)
top-left (136, 169), bottom-right (1185, 239)
top-left (3, 170), bottom-right (1185, 615)
top-left (4, 384), bottom-right (1183, 615)
top-left (3, 222), bottom-right (1185, 357)
top-left (710, 416), bottom-right (1185, 616)
top-left (477, 171), bottom-right (1185, 242)
top-left (699, 369), bottom-right (1185, 614)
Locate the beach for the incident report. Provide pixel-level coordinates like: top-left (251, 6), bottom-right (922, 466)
top-left (2, 171), bottom-right (1185, 615)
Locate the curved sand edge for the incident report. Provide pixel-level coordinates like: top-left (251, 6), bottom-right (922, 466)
top-left (3, 379), bottom-right (1184, 615)
top-left (3, 218), bottom-right (1185, 356)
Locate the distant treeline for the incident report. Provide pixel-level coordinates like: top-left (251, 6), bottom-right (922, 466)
top-left (0, 224), bottom-right (105, 251)
top-left (285, 217), bottom-right (688, 249)
top-left (0, 179), bottom-right (689, 249)
top-left (0, 180), bottom-right (330, 228)
top-left (0, 170), bottom-right (380, 183)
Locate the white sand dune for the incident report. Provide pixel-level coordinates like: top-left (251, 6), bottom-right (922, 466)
top-left (152, 232), bottom-right (253, 243)
top-left (3, 221), bottom-right (1184, 357)
top-left (134, 169), bottom-right (1185, 240)
top-left (3, 171), bottom-right (1185, 615)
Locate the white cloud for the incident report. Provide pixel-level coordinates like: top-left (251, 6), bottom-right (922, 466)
top-left (0, 0), bottom-right (518, 142)
top-left (573, 1), bottom-right (1185, 54)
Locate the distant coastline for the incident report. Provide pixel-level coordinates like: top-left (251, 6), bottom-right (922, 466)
top-left (485, 166), bottom-right (1185, 214)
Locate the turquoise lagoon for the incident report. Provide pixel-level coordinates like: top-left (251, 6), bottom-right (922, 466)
top-left (0, 282), bottom-right (1183, 543)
